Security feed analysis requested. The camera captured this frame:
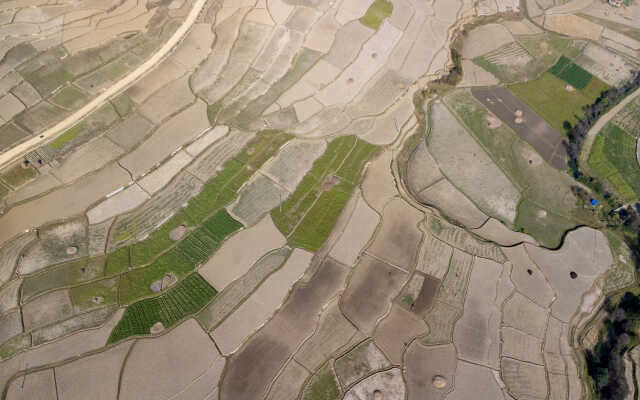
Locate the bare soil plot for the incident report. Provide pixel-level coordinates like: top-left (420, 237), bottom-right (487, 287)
top-left (344, 368), bottom-right (406, 400)
top-left (502, 292), bottom-right (549, 339)
top-left (0, 233), bottom-right (35, 286)
top-left (0, 123), bottom-right (31, 152)
top-left (87, 184), bottom-right (150, 224)
top-left (137, 150), bottom-right (193, 194)
top-left (138, 75), bottom-right (194, 123)
top-left (374, 304), bottom-right (428, 364)
top-left (462, 23), bottom-right (515, 59)
top-left (545, 14), bottom-right (603, 41)
top-left (341, 254), bottom-right (408, 334)
top-left (502, 245), bottom-right (555, 308)
top-left (264, 139), bottom-right (327, 192)
top-left (6, 369), bottom-right (56, 400)
top-left (229, 174), bottom-right (289, 226)
top-left (334, 340), bottom-right (391, 387)
top-left (0, 308), bottom-right (124, 389)
top-left (417, 178), bottom-right (489, 229)
top-left (576, 43), bottom-right (639, 86)
top-left (407, 140), bottom-right (442, 194)
top-left (22, 289), bottom-right (73, 331)
top-left (0, 162), bottom-right (130, 245)
top-left (525, 227), bottom-right (612, 322)
top-left (19, 219), bottom-right (87, 275)
top-left (425, 215), bottom-right (506, 263)
top-left (219, 257), bottom-right (348, 400)
top-left (0, 93), bottom-right (25, 121)
top-left (15, 101), bottom-right (67, 135)
top-left (416, 232), bottom-right (452, 280)
top-left (472, 87), bottom-right (567, 170)
top-left (200, 215), bottom-right (286, 290)
top-left (119, 100), bottom-right (209, 178)
top-left (32, 305), bottom-right (116, 345)
top-left (295, 299), bottom-right (361, 371)
top-left (3, 173), bottom-right (60, 206)
top-left (329, 194), bottom-right (380, 266)
top-left (197, 247), bottom-right (289, 330)
top-left (502, 326), bottom-right (544, 364)
top-left (51, 137), bottom-right (124, 183)
top-left (0, 310), bottom-right (22, 346)
top-left (266, 360), bottom-right (309, 400)
top-left (361, 150), bottom-right (396, 213)
top-left (447, 360), bottom-right (504, 400)
top-left (55, 340), bottom-right (132, 400)
top-left (471, 218), bottom-right (534, 246)
top-left (211, 248), bottom-right (312, 354)
top-left (120, 319), bottom-right (223, 400)
top-left (429, 102), bottom-right (520, 224)
top-left (404, 342), bottom-right (456, 400)
top-left (366, 198), bottom-right (422, 270)
top-left (0, 279), bottom-right (21, 314)
top-left (169, 23), bottom-right (215, 71)
top-left (11, 81), bottom-right (41, 107)
top-left (184, 125), bottom-right (229, 158)
top-left (453, 257), bottom-right (502, 369)
top-left (501, 357), bottom-right (548, 399)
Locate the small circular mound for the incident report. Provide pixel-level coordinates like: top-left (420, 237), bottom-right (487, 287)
top-left (92, 296), bottom-right (104, 304)
top-left (570, 271), bottom-right (578, 279)
top-left (565, 84), bottom-right (575, 92)
top-left (527, 269), bottom-right (533, 276)
top-left (486, 115), bottom-right (502, 129)
top-left (371, 52), bottom-right (378, 59)
top-left (347, 77), bottom-right (354, 84)
top-left (537, 210), bottom-right (547, 218)
top-left (150, 322), bottom-right (165, 334)
top-left (169, 225), bottom-right (187, 241)
top-left (432, 375), bottom-right (447, 389)
top-left (514, 117), bottom-right (524, 124)
top-left (514, 109), bottom-right (523, 117)
top-left (66, 246), bottom-right (78, 255)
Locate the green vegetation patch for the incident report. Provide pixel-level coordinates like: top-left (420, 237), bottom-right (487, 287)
top-left (70, 277), bottom-right (119, 312)
top-left (509, 72), bottom-right (609, 133)
top-left (588, 124), bottom-right (640, 201)
top-left (548, 56), bottom-right (593, 90)
top-left (22, 257), bottom-right (106, 301)
top-left (272, 136), bottom-right (379, 251)
top-left (129, 210), bottom-right (195, 266)
top-left (111, 94), bottom-right (134, 117)
top-left (360, 0), bottom-right (393, 30)
top-left (49, 122), bottom-right (86, 150)
top-left (1, 163), bottom-right (36, 188)
top-left (473, 33), bottom-right (584, 84)
top-left (108, 273), bottom-right (216, 344)
top-left (302, 363), bottom-right (341, 400)
top-left (612, 97), bottom-right (640, 138)
top-left (50, 85), bottom-right (89, 109)
top-left (105, 247), bottom-right (130, 276)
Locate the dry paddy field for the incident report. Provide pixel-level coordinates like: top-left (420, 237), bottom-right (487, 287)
top-left (0, 0), bottom-right (631, 399)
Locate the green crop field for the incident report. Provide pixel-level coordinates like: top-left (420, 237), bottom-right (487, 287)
top-left (108, 273), bottom-right (216, 344)
top-left (302, 363), bottom-right (341, 400)
top-left (174, 227), bottom-right (221, 265)
top-left (509, 72), bottom-right (609, 133)
top-left (360, 0), bottom-right (393, 30)
top-left (548, 56), bottom-right (593, 90)
top-left (105, 247), bottom-right (130, 276)
top-left (613, 97), bottom-right (640, 138)
top-left (70, 277), bottom-right (119, 312)
top-left (589, 124), bottom-right (640, 202)
top-left (130, 210), bottom-right (195, 266)
top-left (50, 85), bottom-right (89, 109)
top-left (272, 136), bottom-right (379, 251)
top-left (22, 257), bottom-right (106, 301)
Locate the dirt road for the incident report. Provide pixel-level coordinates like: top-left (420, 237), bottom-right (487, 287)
top-left (0, 0), bottom-right (208, 170)
top-left (579, 88), bottom-right (640, 168)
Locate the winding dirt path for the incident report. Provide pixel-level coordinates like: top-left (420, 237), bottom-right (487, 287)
top-left (579, 88), bottom-right (640, 168)
top-left (0, 0), bottom-right (208, 170)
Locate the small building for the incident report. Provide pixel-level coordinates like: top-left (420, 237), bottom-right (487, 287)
top-left (609, 0), bottom-right (623, 7)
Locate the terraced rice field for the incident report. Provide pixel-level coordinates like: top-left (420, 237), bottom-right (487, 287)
top-left (108, 273), bottom-right (216, 344)
top-left (589, 123), bottom-right (640, 201)
top-left (272, 135), bottom-right (379, 251)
